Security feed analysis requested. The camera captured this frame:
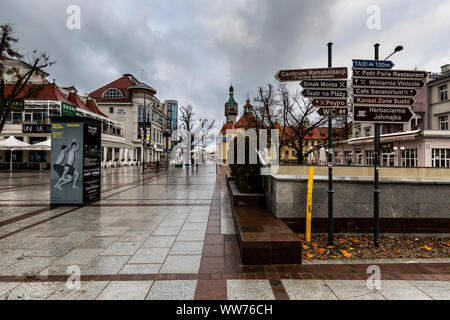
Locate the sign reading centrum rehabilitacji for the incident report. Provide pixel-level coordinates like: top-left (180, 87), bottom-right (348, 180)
top-left (275, 67), bottom-right (348, 82)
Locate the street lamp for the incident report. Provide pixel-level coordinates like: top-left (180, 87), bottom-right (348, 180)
top-left (384, 45), bottom-right (404, 61)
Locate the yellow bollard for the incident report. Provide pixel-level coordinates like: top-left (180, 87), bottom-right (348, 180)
top-left (305, 166), bottom-right (314, 243)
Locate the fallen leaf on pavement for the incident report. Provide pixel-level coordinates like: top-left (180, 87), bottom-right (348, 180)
top-left (340, 250), bottom-right (352, 258)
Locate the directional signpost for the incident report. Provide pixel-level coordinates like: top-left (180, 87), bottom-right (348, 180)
top-left (352, 69), bottom-right (427, 79)
top-left (312, 99), bottom-right (347, 107)
top-left (302, 89), bottom-right (347, 99)
top-left (353, 78), bottom-right (425, 88)
top-left (275, 67), bottom-right (348, 82)
top-left (300, 80), bottom-right (347, 89)
top-left (353, 49), bottom-right (427, 248)
top-left (318, 108), bottom-right (348, 117)
top-left (353, 105), bottom-right (414, 123)
top-left (275, 44), bottom-right (349, 246)
top-left (353, 59), bottom-right (394, 69)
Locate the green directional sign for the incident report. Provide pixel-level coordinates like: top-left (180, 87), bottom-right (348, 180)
top-left (10, 100), bottom-right (25, 112)
top-left (1, 100), bottom-right (25, 111)
top-left (61, 102), bottom-right (77, 116)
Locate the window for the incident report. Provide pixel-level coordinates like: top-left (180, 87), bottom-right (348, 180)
top-left (432, 149), bottom-right (450, 168)
top-left (344, 151), bottom-right (353, 165)
top-left (401, 149), bottom-right (418, 167)
top-left (365, 127), bottom-right (371, 137)
top-left (365, 150), bottom-right (375, 165)
top-left (439, 85), bottom-right (448, 102)
top-left (102, 88), bottom-right (124, 99)
top-left (440, 115), bottom-right (448, 130)
top-left (334, 152), bottom-right (342, 164)
top-left (29, 151), bottom-right (47, 163)
top-left (109, 107), bottom-right (114, 114)
top-left (355, 151), bottom-right (362, 165)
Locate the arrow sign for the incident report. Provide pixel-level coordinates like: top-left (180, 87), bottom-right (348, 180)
top-left (353, 78), bottom-right (425, 88)
top-left (300, 80), bottom-right (347, 89)
top-left (275, 67), bottom-right (348, 82)
top-left (353, 105), bottom-right (414, 123)
top-left (318, 108), bottom-right (348, 117)
top-left (352, 69), bottom-right (427, 79)
top-left (353, 59), bottom-right (394, 69)
top-left (312, 99), bottom-right (347, 107)
top-left (353, 87), bottom-right (418, 97)
top-left (354, 96), bottom-right (415, 106)
top-left (302, 89), bottom-right (347, 98)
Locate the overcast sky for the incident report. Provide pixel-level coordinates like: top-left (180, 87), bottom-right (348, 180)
top-left (1, 0), bottom-right (450, 131)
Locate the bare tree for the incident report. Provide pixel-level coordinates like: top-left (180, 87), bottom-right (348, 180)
top-left (251, 83), bottom-right (328, 164)
top-left (333, 80), bottom-right (353, 139)
top-left (180, 104), bottom-right (215, 165)
top-left (284, 94), bottom-right (328, 164)
top-left (0, 24), bottom-right (53, 133)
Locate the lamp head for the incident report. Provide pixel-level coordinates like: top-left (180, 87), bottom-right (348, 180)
top-left (395, 45), bottom-right (404, 53)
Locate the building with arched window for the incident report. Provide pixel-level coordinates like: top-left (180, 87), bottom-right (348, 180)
top-left (89, 74), bottom-right (170, 164)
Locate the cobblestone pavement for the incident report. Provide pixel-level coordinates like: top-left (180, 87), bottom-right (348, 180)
top-left (0, 166), bottom-right (448, 300)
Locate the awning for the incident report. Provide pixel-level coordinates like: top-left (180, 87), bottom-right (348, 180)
top-left (0, 136), bottom-right (31, 149)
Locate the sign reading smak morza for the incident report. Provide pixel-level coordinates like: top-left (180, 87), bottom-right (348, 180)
top-left (300, 80), bottom-right (347, 89)
top-left (275, 67), bottom-right (348, 82)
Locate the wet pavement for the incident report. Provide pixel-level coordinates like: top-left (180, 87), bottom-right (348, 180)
top-left (0, 166), bottom-right (448, 300)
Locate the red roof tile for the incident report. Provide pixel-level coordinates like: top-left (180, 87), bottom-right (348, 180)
top-left (220, 122), bottom-right (235, 134)
top-left (67, 92), bottom-right (90, 112)
top-left (4, 83), bottom-right (72, 104)
top-left (85, 99), bottom-right (108, 118)
top-left (234, 113), bottom-right (259, 128)
top-left (89, 75), bottom-right (134, 102)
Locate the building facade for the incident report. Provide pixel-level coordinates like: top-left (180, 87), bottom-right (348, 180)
top-left (0, 66), bottom-right (126, 170)
top-left (89, 74), bottom-right (169, 164)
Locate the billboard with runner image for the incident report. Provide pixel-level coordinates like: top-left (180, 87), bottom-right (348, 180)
top-left (50, 117), bottom-right (101, 205)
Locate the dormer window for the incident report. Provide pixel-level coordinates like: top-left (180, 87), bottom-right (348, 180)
top-left (102, 88), bottom-right (124, 99)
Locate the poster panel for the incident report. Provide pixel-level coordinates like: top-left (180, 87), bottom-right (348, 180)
top-left (50, 122), bottom-right (84, 205)
top-left (83, 121), bottom-right (101, 203)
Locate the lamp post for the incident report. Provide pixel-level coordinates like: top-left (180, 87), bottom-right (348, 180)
top-left (372, 43), bottom-right (404, 247)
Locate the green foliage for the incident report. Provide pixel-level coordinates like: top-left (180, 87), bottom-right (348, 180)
top-left (228, 135), bottom-right (263, 194)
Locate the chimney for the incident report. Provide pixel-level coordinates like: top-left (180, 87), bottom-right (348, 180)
top-left (441, 64), bottom-right (450, 73)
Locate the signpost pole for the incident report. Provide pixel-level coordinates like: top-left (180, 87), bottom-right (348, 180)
top-left (327, 42), bottom-right (334, 246)
top-left (373, 43), bottom-right (380, 247)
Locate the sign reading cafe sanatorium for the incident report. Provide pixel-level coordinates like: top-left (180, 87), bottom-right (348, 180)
top-left (50, 117), bottom-right (101, 206)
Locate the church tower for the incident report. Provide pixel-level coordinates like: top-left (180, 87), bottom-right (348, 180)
top-left (224, 85), bottom-right (238, 124)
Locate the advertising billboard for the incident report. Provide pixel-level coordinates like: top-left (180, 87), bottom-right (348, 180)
top-left (50, 117), bottom-right (101, 205)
